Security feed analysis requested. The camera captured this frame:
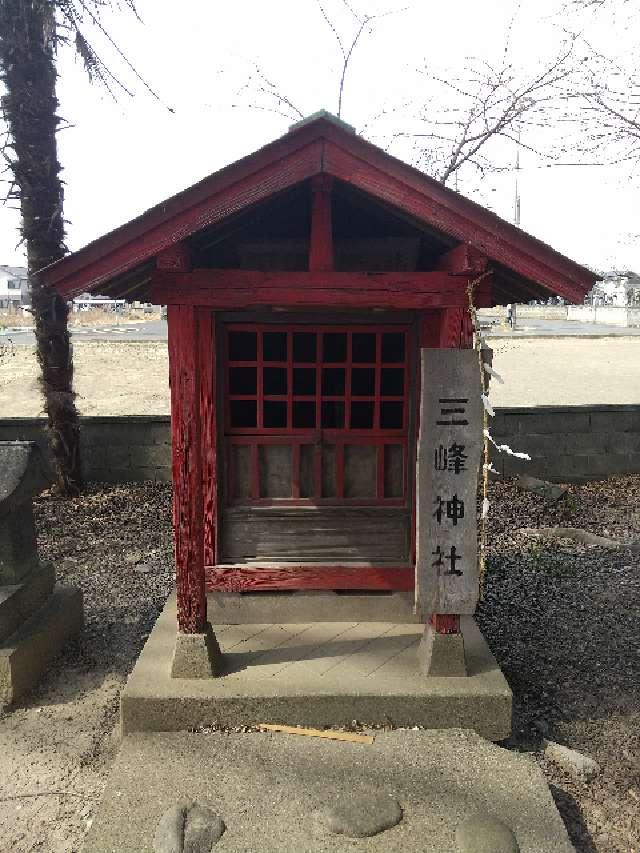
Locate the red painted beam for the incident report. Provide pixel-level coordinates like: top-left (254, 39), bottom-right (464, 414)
top-left (309, 174), bottom-right (334, 271)
top-left (157, 242), bottom-right (192, 272)
top-left (205, 565), bottom-right (414, 593)
top-left (436, 244), bottom-right (488, 275)
top-left (151, 269), bottom-right (479, 309)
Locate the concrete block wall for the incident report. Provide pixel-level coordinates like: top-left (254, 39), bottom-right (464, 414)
top-left (489, 405), bottom-right (640, 483)
top-left (0, 416), bottom-right (172, 484)
top-left (1, 406), bottom-right (639, 485)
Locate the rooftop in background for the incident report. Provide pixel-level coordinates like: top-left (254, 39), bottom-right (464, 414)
top-left (0, 265), bottom-right (27, 278)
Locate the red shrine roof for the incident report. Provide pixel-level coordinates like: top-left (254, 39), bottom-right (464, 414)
top-left (42, 111), bottom-right (596, 304)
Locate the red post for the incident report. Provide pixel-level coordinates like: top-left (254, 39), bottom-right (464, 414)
top-left (309, 174), bottom-right (334, 271)
top-left (168, 303), bottom-right (207, 634)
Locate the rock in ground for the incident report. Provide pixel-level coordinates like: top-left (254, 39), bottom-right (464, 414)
top-left (543, 740), bottom-right (601, 780)
top-left (316, 792), bottom-right (403, 838)
top-left (154, 800), bottom-right (225, 853)
top-left (456, 812), bottom-right (519, 853)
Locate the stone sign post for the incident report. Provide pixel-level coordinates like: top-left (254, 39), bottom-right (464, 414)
top-left (415, 350), bottom-right (483, 676)
top-left (0, 442), bottom-right (83, 707)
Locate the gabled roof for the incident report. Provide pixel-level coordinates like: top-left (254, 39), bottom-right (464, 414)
top-left (41, 111), bottom-right (596, 303)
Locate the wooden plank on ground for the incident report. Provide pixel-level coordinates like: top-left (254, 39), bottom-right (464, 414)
top-left (260, 724), bottom-right (374, 744)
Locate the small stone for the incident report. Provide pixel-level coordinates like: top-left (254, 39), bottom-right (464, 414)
top-left (124, 551), bottom-right (143, 565)
top-left (154, 799), bottom-right (192, 853)
top-left (543, 739), bottom-right (601, 780)
top-left (456, 813), bottom-right (519, 853)
top-left (154, 800), bottom-right (225, 853)
top-left (317, 793), bottom-right (402, 838)
top-left (183, 803), bottom-right (225, 852)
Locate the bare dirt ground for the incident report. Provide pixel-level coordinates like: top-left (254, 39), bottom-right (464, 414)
top-left (0, 477), bottom-right (638, 852)
top-left (0, 342), bottom-right (170, 417)
top-left (0, 336), bottom-right (639, 417)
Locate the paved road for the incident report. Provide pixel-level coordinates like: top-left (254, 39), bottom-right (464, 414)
top-left (2, 317), bottom-right (640, 346)
top-left (481, 317), bottom-right (640, 337)
top-left (0, 320), bottom-right (168, 346)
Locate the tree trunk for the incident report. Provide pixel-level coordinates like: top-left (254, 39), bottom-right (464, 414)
top-left (0, 0), bottom-right (82, 494)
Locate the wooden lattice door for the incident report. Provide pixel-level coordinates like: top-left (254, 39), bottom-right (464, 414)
top-left (220, 322), bottom-right (413, 566)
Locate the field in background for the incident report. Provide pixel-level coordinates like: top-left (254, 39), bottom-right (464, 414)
top-left (0, 308), bottom-right (161, 329)
top-left (0, 337), bottom-right (639, 417)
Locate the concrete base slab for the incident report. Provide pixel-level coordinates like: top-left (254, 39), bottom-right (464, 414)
top-left (0, 586), bottom-right (84, 708)
top-left (120, 595), bottom-right (512, 740)
top-left (418, 624), bottom-right (467, 677)
top-left (82, 729), bottom-right (574, 852)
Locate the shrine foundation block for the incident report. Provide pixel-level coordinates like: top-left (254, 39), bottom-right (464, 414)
top-left (120, 593), bottom-right (512, 740)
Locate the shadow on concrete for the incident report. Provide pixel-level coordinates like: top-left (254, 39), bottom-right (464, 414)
top-left (220, 633), bottom-right (420, 676)
top-left (549, 784), bottom-right (598, 853)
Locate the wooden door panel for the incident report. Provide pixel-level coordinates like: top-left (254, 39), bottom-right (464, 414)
top-left (221, 507), bottom-right (410, 563)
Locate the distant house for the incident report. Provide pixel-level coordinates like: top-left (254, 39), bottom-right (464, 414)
top-left (589, 271), bottom-right (640, 306)
top-left (71, 293), bottom-right (126, 312)
top-left (0, 265), bottom-right (28, 311)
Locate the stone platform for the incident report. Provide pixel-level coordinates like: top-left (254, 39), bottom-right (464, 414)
top-left (82, 729), bottom-right (574, 852)
top-left (120, 594), bottom-right (512, 739)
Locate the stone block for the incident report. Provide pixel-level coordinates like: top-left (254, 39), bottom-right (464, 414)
top-left (170, 623), bottom-right (222, 679)
top-left (0, 561), bottom-right (55, 642)
top-left (153, 467), bottom-right (173, 484)
top-left (510, 433), bottom-right (569, 456)
top-left (590, 409), bottom-right (640, 433)
top-left (0, 503), bottom-right (40, 583)
top-left (104, 445), bottom-right (132, 469)
top-left (490, 412), bottom-right (521, 436)
top-left (585, 452), bottom-right (640, 478)
top-left (0, 441), bottom-right (51, 514)
top-left (0, 442), bottom-right (52, 584)
top-left (0, 586), bottom-right (83, 708)
top-left (82, 422), bottom-right (151, 447)
top-left (82, 444), bottom-right (109, 469)
top-left (418, 624), bottom-right (467, 677)
top-left (566, 432), bottom-right (611, 454)
top-left (516, 410), bottom-right (591, 434)
top-left (529, 456), bottom-right (589, 483)
top-left (149, 422), bottom-right (172, 445)
top-left (85, 468), bottom-right (140, 484)
top-left (134, 444), bottom-right (171, 468)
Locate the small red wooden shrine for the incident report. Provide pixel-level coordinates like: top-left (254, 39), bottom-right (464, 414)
top-left (43, 112), bottom-right (595, 644)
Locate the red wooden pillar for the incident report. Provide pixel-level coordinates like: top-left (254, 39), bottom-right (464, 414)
top-left (168, 302), bottom-right (207, 634)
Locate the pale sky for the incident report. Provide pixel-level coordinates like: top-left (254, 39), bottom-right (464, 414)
top-left (0, 0), bottom-right (638, 274)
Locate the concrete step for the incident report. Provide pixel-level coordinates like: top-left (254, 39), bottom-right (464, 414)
top-left (83, 729), bottom-right (575, 852)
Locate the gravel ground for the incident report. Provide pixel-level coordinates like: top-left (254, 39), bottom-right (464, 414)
top-left (0, 477), bottom-right (638, 852)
